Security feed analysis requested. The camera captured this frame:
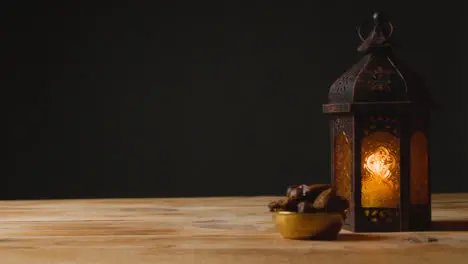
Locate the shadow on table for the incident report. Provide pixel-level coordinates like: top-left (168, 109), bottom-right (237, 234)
top-left (431, 220), bottom-right (468, 231)
top-left (337, 233), bottom-right (387, 241)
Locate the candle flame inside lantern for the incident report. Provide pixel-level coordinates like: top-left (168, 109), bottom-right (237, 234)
top-left (364, 146), bottom-right (396, 180)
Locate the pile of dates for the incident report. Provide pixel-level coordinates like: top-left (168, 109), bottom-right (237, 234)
top-left (268, 184), bottom-right (349, 216)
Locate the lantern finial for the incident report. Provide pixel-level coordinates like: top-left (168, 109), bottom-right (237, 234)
top-left (372, 12), bottom-right (381, 24)
top-left (357, 12), bottom-right (394, 53)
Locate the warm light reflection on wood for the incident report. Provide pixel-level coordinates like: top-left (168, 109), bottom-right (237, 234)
top-left (410, 132), bottom-right (429, 205)
top-left (361, 131), bottom-right (400, 208)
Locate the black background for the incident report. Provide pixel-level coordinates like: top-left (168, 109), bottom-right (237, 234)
top-left (5, 1), bottom-right (468, 199)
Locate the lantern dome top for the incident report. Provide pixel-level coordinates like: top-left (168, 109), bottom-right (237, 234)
top-left (327, 12), bottom-right (409, 104)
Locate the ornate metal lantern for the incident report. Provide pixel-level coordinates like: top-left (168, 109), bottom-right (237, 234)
top-left (323, 13), bottom-right (431, 232)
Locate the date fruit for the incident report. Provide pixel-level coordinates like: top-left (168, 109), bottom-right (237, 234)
top-left (287, 184), bottom-right (309, 201)
top-left (325, 195), bottom-right (349, 213)
top-left (312, 188), bottom-right (335, 209)
top-left (268, 183), bottom-right (349, 216)
top-left (268, 199), bottom-right (298, 212)
top-left (305, 184), bottom-right (332, 202)
top-left (297, 201), bottom-right (317, 213)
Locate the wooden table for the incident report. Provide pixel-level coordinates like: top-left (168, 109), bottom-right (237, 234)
top-left (0, 194), bottom-right (467, 263)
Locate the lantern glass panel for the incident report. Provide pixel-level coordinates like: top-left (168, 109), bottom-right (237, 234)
top-left (410, 132), bottom-right (429, 205)
top-left (361, 131), bottom-right (400, 208)
top-left (334, 131), bottom-right (352, 202)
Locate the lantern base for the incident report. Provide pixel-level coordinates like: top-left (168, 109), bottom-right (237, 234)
top-left (343, 224), bottom-right (401, 233)
top-left (343, 206), bottom-right (431, 232)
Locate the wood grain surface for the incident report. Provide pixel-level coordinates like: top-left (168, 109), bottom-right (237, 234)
top-left (0, 194), bottom-right (467, 263)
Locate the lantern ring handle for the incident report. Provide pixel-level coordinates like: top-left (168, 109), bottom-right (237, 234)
top-left (356, 18), bottom-right (394, 41)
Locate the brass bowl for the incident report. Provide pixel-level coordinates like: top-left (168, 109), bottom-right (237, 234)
top-left (273, 211), bottom-right (344, 240)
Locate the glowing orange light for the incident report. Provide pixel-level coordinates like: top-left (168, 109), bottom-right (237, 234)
top-left (364, 146), bottom-right (396, 180)
top-left (361, 132), bottom-right (400, 208)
